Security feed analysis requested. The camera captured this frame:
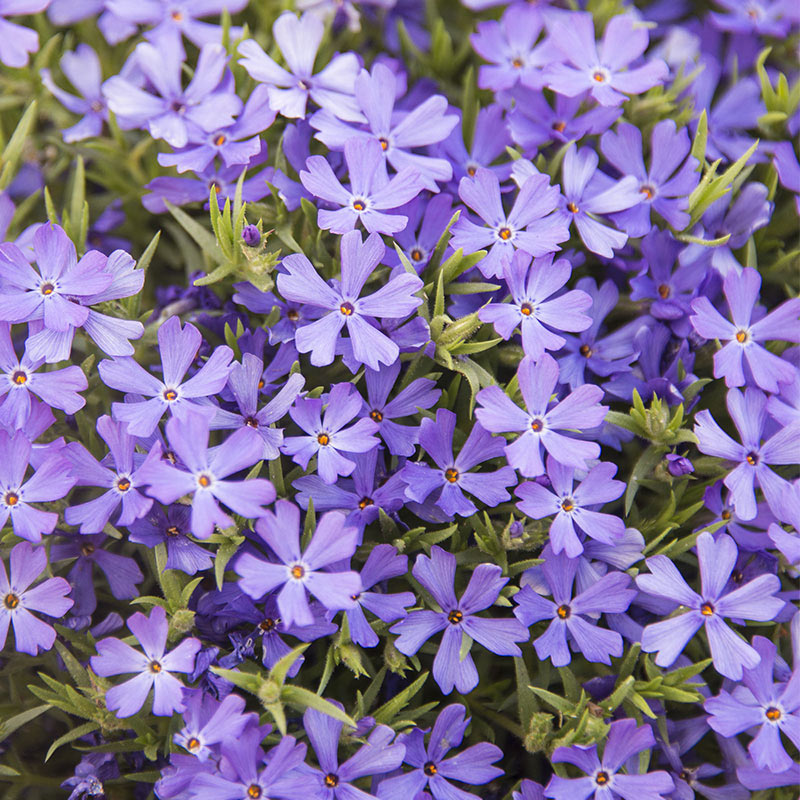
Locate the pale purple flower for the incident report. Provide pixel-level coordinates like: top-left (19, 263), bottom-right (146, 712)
top-left (90, 606), bottom-right (201, 718)
top-left (636, 531), bottom-right (784, 679)
top-left (0, 0), bottom-right (49, 68)
top-left (0, 541), bottom-right (73, 656)
top-left (174, 689), bottom-right (255, 761)
top-left (235, 499), bottom-right (362, 627)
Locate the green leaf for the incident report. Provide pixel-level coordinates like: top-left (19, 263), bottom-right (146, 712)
top-left (165, 201), bottom-right (223, 263)
top-left (373, 671), bottom-right (429, 725)
top-left (690, 109), bottom-right (707, 166)
top-left (209, 666), bottom-right (263, 695)
top-left (46, 722), bottom-right (98, 762)
top-left (215, 534), bottom-right (245, 591)
top-left (0, 704), bottom-right (50, 741)
top-left (281, 685), bottom-right (357, 728)
top-left (0, 101), bottom-right (38, 191)
top-left (528, 686), bottom-right (576, 715)
top-left (271, 643), bottom-right (309, 686)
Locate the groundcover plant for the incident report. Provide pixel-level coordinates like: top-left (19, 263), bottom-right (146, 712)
top-left (0, 0), bottom-right (798, 798)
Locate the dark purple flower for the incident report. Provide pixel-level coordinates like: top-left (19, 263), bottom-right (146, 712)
top-left (238, 10), bottom-right (361, 121)
top-left (601, 119), bottom-right (699, 236)
top-left (283, 382), bottom-right (379, 484)
top-left (303, 707), bottom-right (406, 795)
top-left (545, 12), bottom-right (668, 106)
top-left (98, 316), bottom-right (233, 437)
top-left (475, 354), bottom-right (607, 477)
top-left (450, 167), bottom-right (568, 279)
top-left (514, 779), bottom-right (545, 800)
top-left (64, 415), bottom-right (154, 533)
top-left (391, 545), bottom-right (528, 694)
top-left (242, 224), bottom-right (261, 247)
top-left (128, 504), bottom-right (214, 575)
top-left (690, 266), bottom-right (800, 392)
top-left (235, 499), bottom-right (362, 627)
top-left (544, 718), bottom-right (674, 799)
top-left (636, 531), bottom-right (784, 679)
top-left (91, 605), bottom-right (201, 717)
top-left (401, 409), bottom-right (517, 518)
top-left (0, 431), bottom-right (74, 542)
top-left (479, 250), bottom-right (592, 360)
top-left (557, 145), bottom-right (643, 258)
top-left (277, 230), bottom-right (423, 369)
top-left (0, 0), bottom-right (48, 68)
top-left (376, 704), bottom-right (503, 800)
top-left (705, 635), bottom-right (800, 773)
top-left (703, 480), bottom-right (774, 552)
top-left (388, 193), bottom-right (455, 273)
top-left (516, 457), bottom-right (626, 557)
top-left (665, 453), bottom-right (694, 476)
top-left (311, 61), bottom-right (458, 192)
top-left (61, 753), bottom-right (120, 800)
top-left (0, 541), bottom-right (73, 655)
top-left (694, 387), bottom-right (799, 520)
top-left (513, 549), bottom-right (635, 666)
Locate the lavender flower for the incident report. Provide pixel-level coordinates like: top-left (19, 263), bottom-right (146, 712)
top-left (391, 545), bottom-right (528, 694)
top-left (0, 0), bottom-right (48, 68)
top-left (450, 167), bottom-right (568, 279)
top-left (694, 387), bottom-right (799, 520)
top-left (91, 606), bottom-right (201, 718)
top-left (545, 12), bottom-right (668, 106)
top-left (636, 531), bottom-right (784, 679)
top-left (282, 382), bottom-right (379, 484)
top-left (0, 431), bottom-right (74, 542)
top-left (705, 635), bottom-right (800, 773)
top-left (301, 136), bottom-right (425, 234)
top-left (474, 354), bottom-right (607, 477)
top-left (0, 541), bottom-right (73, 655)
top-left (516, 457), bottom-right (626, 557)
top-left (376, 704), bottom-right (503, 800)
top-left (276, 230), bottom-right (423, 369)
top-left (544, 718), bottom-right (674, 799)
top-left (174, 689), bottom-right (255, 761)
top-left (478, 250), bottom-right (592, 360)
top-left (235, 499), bottom-right (362, 627)
top-left (513, 549), bottom-right (635, 666)
top-left (690, 266), bottom-right (800, 392)
top-left (64, 415), bottom-right (153, 534)
top-left (98, 316), bottom-right (233, 437)
top-left (238, 10), bottom-right (361, 121)
top-left (400, 409), bottom-right (517, 519)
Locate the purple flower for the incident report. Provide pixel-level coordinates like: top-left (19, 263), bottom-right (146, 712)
top-left (391, 545), bottom-right (528, 694)
top-left (238, 11), bottom-right (361, 121)
top-left (376, 704), bottom-right (503, 800)
top-left (345, 544), bottom-right (414, 648)
top-left (90, 605), bottom-right (201, 717)
top-left (703, 480), bottom-right (774, 552)
top-left (475, 354), bottom-right (607, 477)
top-left (705, 635), bottom-right (800, 773)
top-left (600, 119), bottom-right (699, 236)
top-left (242, 224), bottom-right (260, 247)
top-left (361, 359), bottom-right (440, 457)
top-left (283, 382), bottom-right (379, 484)
top-left (0, 223), bottom-right (113, 363)
top-left (64, 415), bottom-right (154, 534)
top-left (61, 753), bottom-right (119, 800)
top-left (401, 409), bottom-right (517, 518)
top-left (690, 266), bottom-right (800, 392)
top-left (516, 457), bottom-right (626, 557)
top-left (514, 780), bottom-right (545, 800)
top-left (0, 0), bottom-right (48, 68)
top-left (478, 250), bottom-right (592, 360)
top-left (0, 431), bottom-right (74, 542)
top-left (709, 0), bottom-right (796, 37)
top-left (174, 689), bottom-right (255, 761)
top-left (513, 549), bottom-right (635, 666)
top-left (772, 140), bottom-right (800, 215)
top-left (235, 499), bottom-right (361, 627)
top-left (694, 387), bottom-right (799, 520)
top-left (471, 4), bottom-right (554, 91)
top-left (0, 322), bottom-right (86, 428)
top-left (301, 137), bottom-right (425, 234)
top-left (389, 193), bottom-right (455, 273)
top-left (665, 453), bottom-right (694, 476)
top-left (544, 718), bottom-right (674, 799)
top-left (40, 44), bottom-right (108, 142)
top-left (210, 353), bottom-right (305, 461)
top-left (545, 12), bottom-right (668, 106)
top-left (0, 541), bottom-right (73, 655)
top-left (450, 167), bottom-right (568, 279)
top-left (311, 61), bottom-right (458, 192)
top-left (276, 230), bottom-right (423, 369)
top-left (103, 42), bottom-right (241, 149)
top-left (636, 531), bottom-right (784, 679)
top-left (98, 316), bottom-right (233, 437)
top-left (557, 145), bottom-right (643, 258)
top-left (139, 410), bottom-right (275, 539)
top-left (128, 504), bottom-right (213, 575)
top-left (302, 707), bottom-right (406, 795)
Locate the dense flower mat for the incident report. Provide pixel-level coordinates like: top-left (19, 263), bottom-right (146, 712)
top-left (0, 0), bottom-right (798, 798)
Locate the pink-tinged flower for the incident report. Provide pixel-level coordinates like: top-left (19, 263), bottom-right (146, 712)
top-left (0, 1), bottom-right (50, 68)
top-left (0, 541), bottom-right (73, 655)
top-left (90, 606), bottom-right (201, 718)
